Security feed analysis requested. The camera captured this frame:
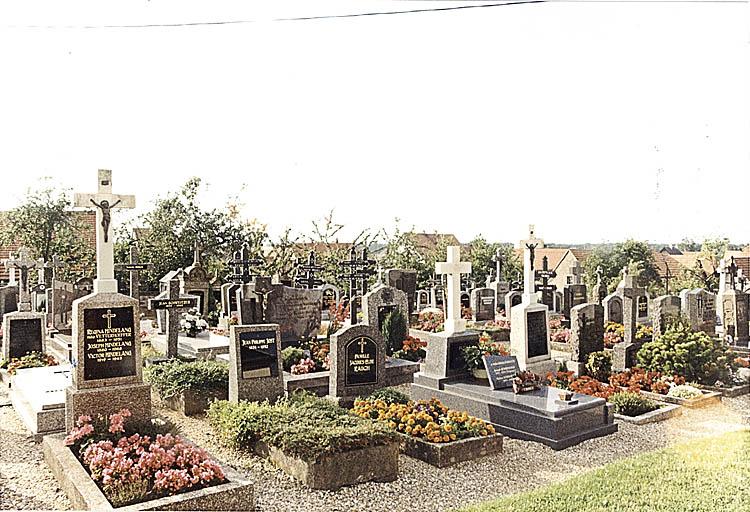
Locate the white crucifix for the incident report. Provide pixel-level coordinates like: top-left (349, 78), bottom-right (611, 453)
top-left (102, 309), bottom-right (117, 329)
top-left (519, 225), bottom-right (544, 303)
top-left (435, 246), bottom-right (471, 335)
top-left (74, 170), bottom-right (136, 294)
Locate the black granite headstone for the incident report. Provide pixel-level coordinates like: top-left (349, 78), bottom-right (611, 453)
top-left (8, 318), bottom-right (43, 359)
top-left (345, 336), bottom-right (378, 387)
top-left (239, 329), bottom-right (279, 379)
top-left (82, 306), bottom-right (136, 381)
top-left (527, 310), bottom-right (549, 358)
top-left (483, 354), bottom-right (520, 390)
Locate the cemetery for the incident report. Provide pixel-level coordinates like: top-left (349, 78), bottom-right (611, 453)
top-left (0, 0), bottom-right (747, 508)
top-left (0, 170), bottom-right (747, 511)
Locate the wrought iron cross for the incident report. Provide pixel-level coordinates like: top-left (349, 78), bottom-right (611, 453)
top-left (294, 251), bottom-right (324, 289)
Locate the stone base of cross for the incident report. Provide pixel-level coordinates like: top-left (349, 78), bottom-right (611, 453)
top-left (436, 246), bottom-right (471, 335)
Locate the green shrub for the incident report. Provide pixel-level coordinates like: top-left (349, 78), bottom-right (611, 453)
top-left (144, 359), bottom-right (228, 399)
top-left (667, 384), bottom-right (703, 399)
top-left (382, 309), bottom-right (408, 356)
top-left (637, 324), bottom-right (737, 385)
top-left (609, 392), bottom-right (659, 417)
top-left (586, 351), bottom-right (612, 381)
top-left (281, 347), bottom-right (305, 372)
top-left (367, 388), bottom-right (410, 405)
top-left (206, 392), bottom-right (398, 461)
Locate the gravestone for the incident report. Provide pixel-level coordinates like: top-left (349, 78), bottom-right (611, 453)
top-left (362, 285), bottom-right (409, 334)
top-left (386, 268), bottom-right (417, 317)
top-left (329, 323), bottom-right (386, 406)
top-left (591, 266), bottom-right (607, 305)
top-left (148, 278), bottom-right (199, 358)
top-left (510, 226), bottom-right (555, 373)
top-left (115, 244), bottom-right (151, 301)
top-left (680, 288), bottom-right (716, 335)
top-left (48, 281), bottom-right (75, 330)
top-left (472, 287), bottom-right (496, 322)
top-left (229, 323), bottom-right (283, 403)
top-left (265, 284), bottom-right (323, 344)
top-left (181, 242), bottom-right (211, 318)
top-left (2, 247), bottom-right (46, 362)
top-left (566, 303), bottom-right (604, 375)
top-left (722, 289), bottom-right (749, 346)
top-left (320, 284), bottom-right (339, 321)
top-left (612, 268), bottom-right (646, 372)
top-left (490, 249), bottom-right (511, 313)
top-left (66, 169), bottom-right (150, 431)
top-left (504, 291), bottom-right (522, 318)
top-left (603, 293), bottom-right (623, 324)
top-left (482, 354), bottom-right (520, 390)
top-left (651, 295), bottom-right (681, 337)
top-left (1, 252), bottom-right (19, 316)
top-left (416, 290), bottom-right (430, 311)
top-left (637, 295), bottom-right (650, 323)
top-left (460, 291), bottom-right (471, 311)
top-left (563, 262), bottom-right (587, 319)
top-left (73, 277), bottom-right (94, 300)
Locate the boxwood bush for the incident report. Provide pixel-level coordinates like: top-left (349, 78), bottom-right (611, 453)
top-left (637, 324), bottom-right (737, 385)
top-left (609, 392), bottom-right (659, 417)
top-left (144, 359), bottom-right (228, 399)
top-left (206, 392), bottom-right (398, 461)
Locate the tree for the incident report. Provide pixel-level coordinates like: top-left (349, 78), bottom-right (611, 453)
top-left (466, 236), bottom-right (522, 287)
top-left (677, 238), bottom-right (700, 252)
top-left (115, 178), bottom-right (267, 292)
top-left (583, 240), bottom-right (659, 293)
top-left (0, 179), bottom-right (95, 281)
top-left (678, 237), bottom-right (728, 292)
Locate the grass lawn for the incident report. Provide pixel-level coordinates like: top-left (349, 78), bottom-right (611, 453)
top-left (460, 430), bottom-right (750, 512)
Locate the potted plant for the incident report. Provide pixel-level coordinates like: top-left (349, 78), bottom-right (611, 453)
top-left (513, 370), bottom-right (541, 394)
top-left (180, 308), bottom-right (209, 337)
top-left (461, 332), bottom-right (509, 380)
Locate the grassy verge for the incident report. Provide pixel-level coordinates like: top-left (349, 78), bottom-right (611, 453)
top-left (460, 430), bottom-right (750, 512)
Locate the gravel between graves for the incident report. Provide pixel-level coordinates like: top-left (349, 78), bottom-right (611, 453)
top-left (1, 383), bottom-right (748, 512)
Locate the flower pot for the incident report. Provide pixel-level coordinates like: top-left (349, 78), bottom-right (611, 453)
top-left (472, 368), bottom-right (488, 380)
top-left (558, 390), bottom-right (574, 401)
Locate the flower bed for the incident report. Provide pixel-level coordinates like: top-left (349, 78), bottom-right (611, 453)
top-left (207, 393), bottom-right (399, 489)
top-left (412, 311), bottom-right (444, 333)
top-left (352, 394), bottom-right (502, 467)
top-left (144, 359), bottom-right (228, 416)
top-left (0, 351), bottom-right (57, 375)
top-left (52, 409), bottom-right (247, 509)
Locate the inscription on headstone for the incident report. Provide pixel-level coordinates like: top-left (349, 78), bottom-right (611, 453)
top-left (239, 329), bottom-right (279, 379)
top-left (483, 354), bottom-right (520, 390)
top-left (82, 306), bottom-right (136, 381)
top-left (345, 336), bottom-right (378, 387)
top-left (8, 318), bottom-right (43, 359)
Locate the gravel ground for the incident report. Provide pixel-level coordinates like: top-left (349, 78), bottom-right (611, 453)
top-left (1, 383), bottom-right (748, 512)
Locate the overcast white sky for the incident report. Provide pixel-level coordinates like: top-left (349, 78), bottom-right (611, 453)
top-left (1, 1), bottom-right (748, 246)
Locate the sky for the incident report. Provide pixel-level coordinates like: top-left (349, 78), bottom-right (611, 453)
top-left (1, 1), bottom-right (748, 246)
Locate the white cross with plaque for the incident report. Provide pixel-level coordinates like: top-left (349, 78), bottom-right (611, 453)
top-left (435, 246), bottom-right (471, 335)
top-left (74, 170), bottom-right (136, 294)
top-left (519, 225), bottom-right (544, 303)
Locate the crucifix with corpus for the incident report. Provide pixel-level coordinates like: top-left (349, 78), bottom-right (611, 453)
top-left (435, 246), bottom-right (472, 335)
top-left (4, 247), bottom-right (43, 312)
top-left (519, 224), bottom-right (544, 304)
top-left (74, 170), bottom-right (135, 294)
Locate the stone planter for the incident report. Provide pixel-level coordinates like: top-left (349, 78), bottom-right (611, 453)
top-left (254, 439), bottom-right (399, 490)
top-left (43, 433), bottom-right (254, 511)
top-left (152, 386), bottom-right (228, 416)
top-left (699, 383), bottom-right (750, 398)
top-left (640, 389), bottom-right (722, 408)
top-left (614, 403), bottom-right (682, 425)
top-left (398, 433), bottom-right (503, 467)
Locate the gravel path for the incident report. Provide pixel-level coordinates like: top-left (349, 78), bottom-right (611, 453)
top-left (1, 383), bottom-right (748, 512)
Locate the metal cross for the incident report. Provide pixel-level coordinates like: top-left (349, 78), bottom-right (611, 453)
top-left (294, 251), bottom-right (324, 289)
top-left (229, 244), bottom-right (264, 284)
top-left (115, 244), bottom-right (151, 299)
top-left (4, 247), bottom-right (43, 310)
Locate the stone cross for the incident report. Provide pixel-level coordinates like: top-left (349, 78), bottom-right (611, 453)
top-left (570, 260), bottom-right (584, 285)
top-left (5, 247), bottom-right (43, 312)
top-left (148, 276), bottom-right (199, 358)
top-left (435, 246), bottom-right (471, 335)
top-left (74, 170), bottom-right (135, 294)
top-left (115, 244), bottom-right (151, 299)
top-left (520, 225), bottom-right (544, 302)
top-left (596, 265), bottom-right (603, 285)
top-left (620, 276), bottom-right (642, 345)
top-left (728, 256), bottom-right (738, 291)
top-left (717, 258), bottom-right (728, 294)
top-left (493, 248), bottom-right (504, 283)
top-left (4, 251), bottom-right (17, 285)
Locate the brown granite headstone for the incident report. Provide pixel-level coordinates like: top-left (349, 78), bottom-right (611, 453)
top-left (229, 323), bottom-right (283, 403)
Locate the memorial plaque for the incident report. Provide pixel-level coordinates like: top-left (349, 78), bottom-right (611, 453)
top-left (8, 318), bottom-right (43, 359)
top-left (345, 336), bottom-right (378, 387)
top-left (637, 296), bottom-right (648, 316)
top-left (526, 310), bottom-right (548, 358)
top-left (187, 290), bottom-right (205, 311)
top-left (83, 306), bottom-right (136, 381)
top-left (322, 287), bottom-right (336, 311)
top-left (150, 297), bottom-right (198, 310)
top-left (483, 354), bottom-right (520, 390)
top-left (239, 329), bottom-right (279, 379)
top-left (122, 263), bottom-right (149, 271)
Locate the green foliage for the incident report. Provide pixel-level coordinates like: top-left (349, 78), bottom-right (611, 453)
top-left (461, 431), bottom-right (750, 512)
top-left (609, 392), bottom-right (659, 417)
top-left (586, 351), bottom-right (613, 381)
top-left (144, 359), bottom-right (228, 399)
top-left (466, 236), bottom-right (521, 287)
top-left (637, 324), bottom-right (738, 385)
top-left (0, 179), bottom-right (95, 279)
top-left (583, 240), bottom-right (660, 294)
top-left (667, 384), bottom-right (703, 399)
top-left (381, 308), bottom-right (408, 356)
top-left (281, 347), bottom-right (305, 372)
top-left (366, 388), bottom-right (411, 405)
top-left (206, 392), bottom-right (397, 461)
top-left (115, 178), bottom-right (268, 292)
